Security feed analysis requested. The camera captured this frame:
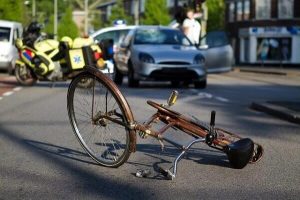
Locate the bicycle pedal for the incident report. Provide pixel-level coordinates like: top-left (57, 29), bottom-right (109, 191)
top-left (158, 167), bottom-right (175, 180)
top-left (135, 169), bottom-right (151, 178)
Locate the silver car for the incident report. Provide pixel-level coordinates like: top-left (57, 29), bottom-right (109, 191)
top-left (114, 26), bottom-right (207, 88)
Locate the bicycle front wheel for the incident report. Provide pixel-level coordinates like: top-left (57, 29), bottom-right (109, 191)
top-left (67, 71), bottom-right (134, 167)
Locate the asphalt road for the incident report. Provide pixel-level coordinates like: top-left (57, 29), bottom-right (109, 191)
top-left (0, 71), bottom-right (299, 199)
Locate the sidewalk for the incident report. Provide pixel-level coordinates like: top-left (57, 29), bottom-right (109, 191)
top-left (234, 65), bottom-right (300, 125)
top-left (234, 65), bottom-right (300, 77)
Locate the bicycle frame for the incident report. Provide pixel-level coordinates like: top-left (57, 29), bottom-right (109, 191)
top-left (91, 91), bottom-right (263, 180)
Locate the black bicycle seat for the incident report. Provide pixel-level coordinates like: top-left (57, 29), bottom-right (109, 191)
top-left (226, 138), bottom-right (254, 169)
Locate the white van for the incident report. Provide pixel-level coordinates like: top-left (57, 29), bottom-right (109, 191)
top-left (0, 20), bottom-right (23, 74)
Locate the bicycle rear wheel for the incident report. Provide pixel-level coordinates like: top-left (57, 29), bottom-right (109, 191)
top-left (67, 71), bottom-right (135, 167)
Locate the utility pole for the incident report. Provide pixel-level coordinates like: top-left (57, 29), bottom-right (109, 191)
top-left (84, 0), bottom-right (89, 35)
top-left (134, 0), bottom-right (139, 25)
top-left (54, 0), bottom-right (58, 39)
top-left (32, 0), bottom-right (36, 20)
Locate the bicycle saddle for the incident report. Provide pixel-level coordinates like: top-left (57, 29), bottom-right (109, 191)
top-left (225, 138), bottom-right (254, 169)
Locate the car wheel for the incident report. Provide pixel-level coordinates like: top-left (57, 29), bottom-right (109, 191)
top-left (128, 62), bottom-right (139, 88)
top-left (113, 62), bottom-right (123, 85)
top-left (194, 79), bottom-right (207, 89)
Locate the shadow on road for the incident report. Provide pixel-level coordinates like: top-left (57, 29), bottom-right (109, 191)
top-left (23, 139), bottom-right (97, 166)
top-left (0, 126), bottom-right (155, 198)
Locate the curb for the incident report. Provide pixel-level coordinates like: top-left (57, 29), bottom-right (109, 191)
top-left (239, 68), bottom-right (287, 76)
top-left (250, 102), bottom-right (300, 125)
top-left (234, 67), bottom-right (300, 77)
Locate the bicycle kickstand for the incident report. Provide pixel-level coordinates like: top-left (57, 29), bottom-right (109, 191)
top-left (159, 138), bottom-right (206, 180)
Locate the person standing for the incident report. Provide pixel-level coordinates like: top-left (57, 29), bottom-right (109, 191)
top-left (182, 9), bottom-right (201, 45)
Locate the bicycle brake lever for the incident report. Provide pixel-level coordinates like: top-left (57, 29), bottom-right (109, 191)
top-left (206, 111), bottom-right (217, 145)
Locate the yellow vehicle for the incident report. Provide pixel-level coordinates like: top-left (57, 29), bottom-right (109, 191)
top-left (14, 22), bottom-right (110, 86)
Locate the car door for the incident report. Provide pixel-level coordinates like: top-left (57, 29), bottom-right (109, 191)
top-left (114, 29), bottom-right (135, 73)
top-left (198, 31), bottom-right (233, 73)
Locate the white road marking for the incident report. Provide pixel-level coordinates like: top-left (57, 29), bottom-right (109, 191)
top-left (13, 87), bottom-right (22, 91)
top-left (0, 87), bottom-right (22, 101)
top-left (3, 91), bottom-right (14, 96)
top-left (182, 89), bottom-right (230, 103)
top-left (198, 92), bottom-right (213, 99)
top-left (215, 96), bottom-right (229, 102)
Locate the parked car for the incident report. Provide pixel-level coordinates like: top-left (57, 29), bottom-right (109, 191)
top-left (114, 26), bottom-right (207, 88)
top-left (198, 31), bottom-right (234, 73)
top-left (91, 25), bottom-right (136, 53)
top-left (0, 20), bottom-right (23, 74)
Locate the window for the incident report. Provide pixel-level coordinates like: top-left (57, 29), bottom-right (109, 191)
top-left (140, 0), bottom-right (146, 13)
top-left (278, 0), bottom-right (294, 19)
top-left (167, 0), bottom-right (174, 8)
top-left (255, 0), bottom-right (271, 20)
top-left (130, 0), bottom-right (146, 15)
top-left (134, 28), bottom-right (192, 46)
top-left (229, 2), bottom-right (235, 22)
top-left (243, 0), bottom-right (250, 20)
top-left (94, 31), bottom-right (116, 43)
top-left (0, 27), bottom-right (11, 42)
top-left (257, 38), bottom-right (291, 61)
top-left (200, 31), bottom-right (229, 48)
top-left (178, 0), bottom-right (188, 6)
top-left (237, 2), bottom-right (243, 21)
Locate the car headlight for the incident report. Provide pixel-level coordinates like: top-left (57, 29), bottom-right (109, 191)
top-left (193, 54), bottom-right (205, 65)
top-left (139, 52), bottom-right (155, 64)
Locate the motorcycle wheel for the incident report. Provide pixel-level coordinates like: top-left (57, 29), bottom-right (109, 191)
top-left (15, 64), bottom-right (37, 86)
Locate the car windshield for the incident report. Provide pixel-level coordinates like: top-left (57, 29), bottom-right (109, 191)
top-left (0, 27), bottom-right (11, 42)
top-left (200, 31), bottom-right (229, 48)
top-left (94, 29), bottom-right (130, 45)
top-left (134, 28), bottom-right (192, 46)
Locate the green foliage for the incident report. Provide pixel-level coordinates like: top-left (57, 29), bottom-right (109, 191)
top-left (58, 7), bottom-right (79, 39)
top-left (0, 0), bottom-right (24, 23)
top-left (44, 15), bottom-right (54, 36)
top-left (206, 0), bottom-right (225, 31)
top-left (106, 0), bottom-right (133, 26)
top-left (142, 0), bottom-right (171, 25)
top-left (91, 13), bottom-right (102, 31)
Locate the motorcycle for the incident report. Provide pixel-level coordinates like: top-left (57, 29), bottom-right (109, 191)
top-left (14, 22), bottom-right (112, 86)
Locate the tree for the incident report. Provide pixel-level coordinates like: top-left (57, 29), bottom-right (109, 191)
top-left (106, 0), bottom-right (133, 26)
top-left (58, 7), bottom-right (79, 39)
top-left (141, 0), bottom-right (171, 25)
top-left (44, 15), bottom-right (54, 36)
top-left (206, 0), bottom-right (225, 31)
top-left (0, 0), bottom-right (24, 23)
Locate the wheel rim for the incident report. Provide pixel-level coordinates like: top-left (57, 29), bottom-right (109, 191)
top-left (15, 65), bottom-right (36, 85)
top-left (68, 73), bottom-right (130, 166)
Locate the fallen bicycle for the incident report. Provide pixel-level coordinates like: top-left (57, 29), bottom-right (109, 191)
top-left (67, 66), bottom-right (263, 180)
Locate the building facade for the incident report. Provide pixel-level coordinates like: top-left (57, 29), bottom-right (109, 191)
top-left (225, 0), bottom-right (300, 65)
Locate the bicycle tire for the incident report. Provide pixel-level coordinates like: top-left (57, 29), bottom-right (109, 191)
top-left (67, 69), bottom-right (135, 167)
